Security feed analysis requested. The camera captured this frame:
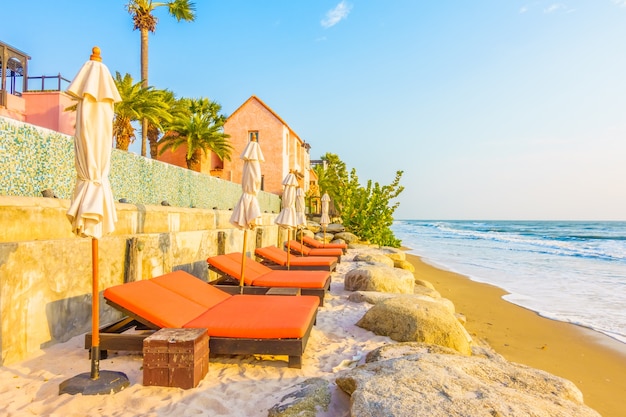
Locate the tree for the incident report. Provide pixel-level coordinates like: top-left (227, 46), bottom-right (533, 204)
top-left (126, 0), bottom-right (196, 157)
top-left (314, 153), bottom-right (404, 247)
top-left (159, 97), bottom-right (232, 171)
top-left (112, 72), bottom-right (172, 151)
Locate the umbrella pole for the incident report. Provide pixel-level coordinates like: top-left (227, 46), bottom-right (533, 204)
top-left (287, 229), bottom-right (291, 270)
top-left (240, 229), bottom-right (248, 294)
top-left (90, 237), bottom-right (100, 380)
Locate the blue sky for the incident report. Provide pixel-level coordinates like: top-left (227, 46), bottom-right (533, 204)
top-left (3, 1), bottom-right (626, 220)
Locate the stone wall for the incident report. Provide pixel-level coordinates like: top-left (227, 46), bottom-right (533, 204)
top-left (0, 196), bottom-right (285, 365)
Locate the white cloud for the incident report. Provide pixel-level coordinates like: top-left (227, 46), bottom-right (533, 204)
top-left (519, 6), bottom-right (529, 14)
top-left (613, 0), bottom-right (626, 6)
top-left (544, 3), bottom-right (565, 13)
top-left (321, 1), bottom-right (352, 28)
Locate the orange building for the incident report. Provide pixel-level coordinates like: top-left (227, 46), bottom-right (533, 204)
top-left (221, 95), bottom-right (313, 196)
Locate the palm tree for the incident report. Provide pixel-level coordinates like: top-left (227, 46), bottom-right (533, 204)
top-left (147, 89), bottom-right (187, 158)
top-left (126, 0), bottom-right (196, 157)
top-left (112, 72), bottom-right (172, 151)
top-left (159, 97), bottom-right (232, 171)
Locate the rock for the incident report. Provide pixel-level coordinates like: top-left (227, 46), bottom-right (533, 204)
top-left (314, 232), bottom-right (333, 243)
top-left (393, 259), bottom-right (415, 272)
top-left (326, 223), bottom-right (345, 233)
top-left (345, 265), bottom-right (415, 294)
top-left (306, 221), bottom-right (321, 233)
top-left (347, 291), bottom-right (398, 304)
top-left (415, 278), bottom-right (436, 291)
top-left (413, 284), bottom-right (441, 299)
top-left (379, 246), bottom-right (406, 262)
top-left (335, 350), bottom-right (601, 417)
top-left (365, 342), bottom-right (461, 363)
top-left (353, 253), bottom-right (395, 268)
top-left (356, 295), bottom-right (472, 355)
top-left (268, 377), bottom-right (331, 417)
top-left (296, 229), bottom-right (315, 240)
top-left (333, 231), bottom-right (359, 243)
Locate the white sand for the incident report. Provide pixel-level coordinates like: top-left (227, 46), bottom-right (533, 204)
top-left (0, 251), bottom-right (390, 417)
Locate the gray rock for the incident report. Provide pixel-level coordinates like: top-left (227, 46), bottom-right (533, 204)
top-left (326, 223), bottom-right (345, 233)
top-left (356, 295), bottom-right (472, 355)
top-left (335, 351), bottom-right (601, 417)
top-left (353, 253), bottom-right (395, 268)
top-left (345, 265), bottom-right (415, 294)
top-left (334, 231), bottom-right (359, 243)
top-left (306, 221), bottom-right (321, 233)
top-left (268, 377), bottom-right (331, 417)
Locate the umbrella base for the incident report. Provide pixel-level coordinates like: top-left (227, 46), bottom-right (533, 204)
top-left (59, 370), bottom-right (129, 395)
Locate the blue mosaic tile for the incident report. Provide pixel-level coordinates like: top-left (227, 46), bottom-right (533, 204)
top-left (0, 116), bottom-right (280, 212)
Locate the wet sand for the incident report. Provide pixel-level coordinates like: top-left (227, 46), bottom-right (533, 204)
top-left (406, 252), bottom-right (626, 417)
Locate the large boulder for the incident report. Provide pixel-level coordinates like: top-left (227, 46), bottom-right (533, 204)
top-left (344, 265), bottom-right (415, 294)
top-left (356, 295), bottom-right (472, 355)
top-left (379, 246), bottom-right (406, 262)
top-left (326, 223), bottom-right (345, 233)
top-left (306, 221), bottom-right (321, 233)
top-left (393, 259), bottom-right (415, 272)
top-left (353, 253), bottom-right (395, 268)
top-left (268, 377), bottom-right (331, 417)
top-left (335, 345), bottom-right (601, 417)
top-left (333, 231), bottom-right (359, 243)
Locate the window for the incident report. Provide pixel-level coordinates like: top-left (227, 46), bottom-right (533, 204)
top-left (248, 131), bottom-right (259, 142)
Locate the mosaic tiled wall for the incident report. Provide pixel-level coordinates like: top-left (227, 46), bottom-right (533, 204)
top-left (0, 116), bottom-right (280, 212)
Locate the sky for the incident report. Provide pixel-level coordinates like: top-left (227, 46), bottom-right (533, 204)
top-left (2, 1), bottom-right (626, 220)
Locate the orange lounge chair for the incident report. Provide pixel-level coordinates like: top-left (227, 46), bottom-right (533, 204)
top-left (92, 270), bottom-right (319, 368)
top-left (255, 245), bottom-right (338, 271)
top-left (207, 252), bottom-right (331, 305)
top-left (301, 235), bottom-right (348, 253)
top-left (286, 240), bottom-right (343, 260)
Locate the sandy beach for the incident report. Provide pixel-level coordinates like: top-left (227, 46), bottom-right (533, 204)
top-left (407, 253), bottom-right (626, 417)
top-left (0, 248), bottom-right (623, 416)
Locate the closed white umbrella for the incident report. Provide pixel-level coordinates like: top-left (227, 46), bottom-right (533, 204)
top-left (275, 171), bottom-right (298, 268)
top-left (230, 139), bottom-right (264, 287)
top-left (320, 192), bottom-right (331, 242)
top-left (60, 47), bottom-right (128, 395)
top-left (295, 187), bottom-right (307, 248)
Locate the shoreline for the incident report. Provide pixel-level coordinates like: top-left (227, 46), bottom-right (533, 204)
top-left (405, 252), bottom-right (626, 417)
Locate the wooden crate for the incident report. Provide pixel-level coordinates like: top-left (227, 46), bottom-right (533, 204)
top-left (143, 328), bottom-right (209, 389)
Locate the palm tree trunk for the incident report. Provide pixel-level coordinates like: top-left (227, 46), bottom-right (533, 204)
top-left (141, 27), bottom-right (149, 157)
top-left (187, 149), bottom-right (202, 172)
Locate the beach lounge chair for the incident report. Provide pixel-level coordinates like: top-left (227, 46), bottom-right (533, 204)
top-left (255, 245), bottom-right (338, 271)
top-left (207, 252), bottom-right (331, 305)
top-left (91, 270), bottom-right (319, 368)
top-left (286, 240), bottom-right (343, 260)
top-left (301, 235), bottom-right (348, 253)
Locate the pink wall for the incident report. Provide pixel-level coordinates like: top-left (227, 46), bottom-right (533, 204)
top-left (22, 91), bottom-right (76, 136)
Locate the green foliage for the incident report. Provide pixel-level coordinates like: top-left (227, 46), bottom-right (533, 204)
top-left (158, 97), bottom-right (232, 169)
top-left (315, 153), bottom-right (404, 247)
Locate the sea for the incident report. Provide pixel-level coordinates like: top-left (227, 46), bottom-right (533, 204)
top-left (391, 220), bottom-right (626, 345)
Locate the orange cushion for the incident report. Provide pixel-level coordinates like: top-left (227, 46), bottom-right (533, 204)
top-left (251, 270), bottom-right (330, 289)
top-left (184, 295), bottom-right (319, 338)
top-left (151, 270), bottom-right (231, 309)
top-left (104, 280), bottom-right (207, 328)
top-left (289, 241), bottom-right (342, 257)
top-left (302, 236), bottom-right (347, 250)
top-left (256, 246), bottom-right (337, 267)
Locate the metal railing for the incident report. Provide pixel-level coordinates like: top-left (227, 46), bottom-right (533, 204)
top-left (26, 74), bottom-right (70, 92)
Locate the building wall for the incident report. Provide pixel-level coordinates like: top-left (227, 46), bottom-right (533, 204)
top-left (223, 96), bottom-right (312, 196)
top-left (23, 91), bottom-right (76, 136)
